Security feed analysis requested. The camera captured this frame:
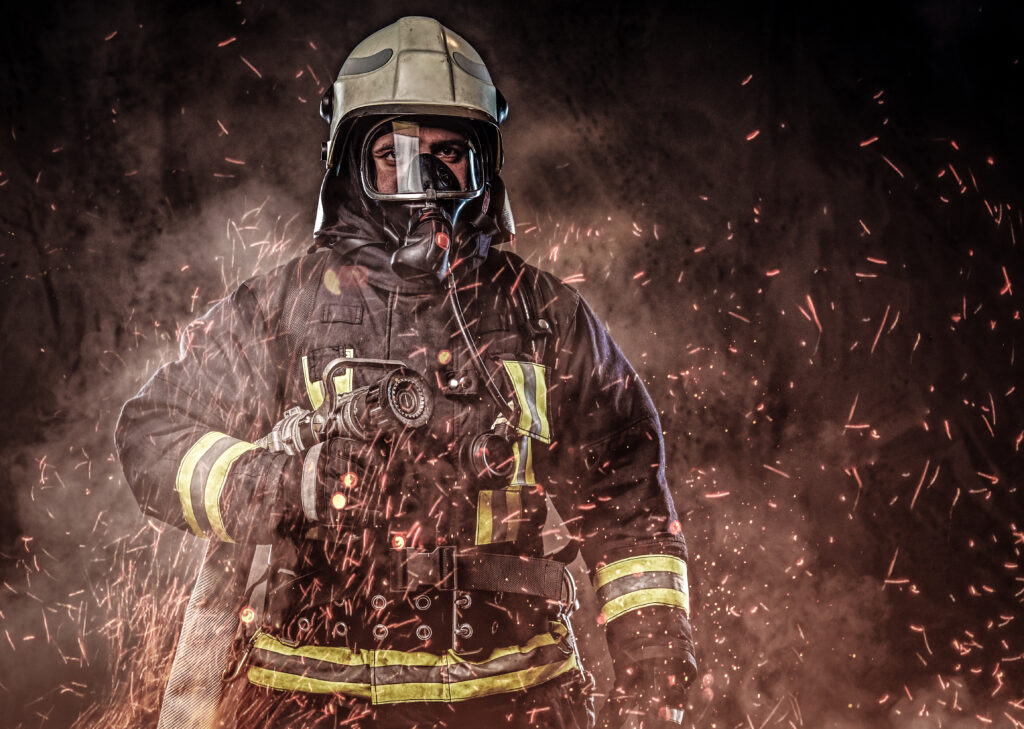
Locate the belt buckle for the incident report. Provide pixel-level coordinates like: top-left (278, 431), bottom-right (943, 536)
top-left (436, 545), bottom-right (457, 591)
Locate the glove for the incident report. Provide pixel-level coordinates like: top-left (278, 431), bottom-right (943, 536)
top-left (596, 657), bottom-right (689, 729)
top-left (295, 436), bottom-right (387, 529)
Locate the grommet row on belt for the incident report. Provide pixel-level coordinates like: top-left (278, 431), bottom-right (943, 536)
top-left (415, 625), bottom-right (432, 641)
top-left (455, 593), bottom-right (472, 609)
top-left (297, 617), bottom-right (312, 632)
top-left (333, 622), bottom-right (348, 637)
top-left (455, 623), bottom-right (473, 639)
top-left (372, 624), bottom-right (389, 640)
top-left (413, 594), bottom-right (432, 611)
top-left (371, 594), bottom-right (387, 610)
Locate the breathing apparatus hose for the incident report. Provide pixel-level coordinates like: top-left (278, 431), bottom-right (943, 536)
top-left (444, 271), bottom-right (514, 419)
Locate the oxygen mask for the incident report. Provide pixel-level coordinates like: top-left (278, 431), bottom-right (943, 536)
top-left (361, 118), bottom-right (484, 282)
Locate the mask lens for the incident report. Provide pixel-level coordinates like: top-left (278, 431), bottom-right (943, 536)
top-left (363, 119), bottom-right (482, 200)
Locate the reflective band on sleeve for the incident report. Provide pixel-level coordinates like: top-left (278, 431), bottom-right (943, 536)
top-left (502, 361), bottom-right (551, 444)
top-left (175, 432), bottom-right (225, 538)
top-left (593, 554), bottom-right (690, 623)
top-left (205, 439), bottom-right (258, 543)
top-left (175, 431), bottom-right (257, 542)
top-left (599, 588), bottom-right (690, 623)
top-left (301, 442), bottom-right (323, 522)
top-left (593, 555), bottom-right (688, 589)
top-left (302, 349), bottom-right (354, 410)
top-left (246, 622), bottom-right (577, 703)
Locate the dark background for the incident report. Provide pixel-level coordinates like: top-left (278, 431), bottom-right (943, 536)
top-left (1, 1), bottom-right (1022, 726)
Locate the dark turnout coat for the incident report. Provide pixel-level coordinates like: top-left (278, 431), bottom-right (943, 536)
top-left (117, 241), bottom-right (695, 709)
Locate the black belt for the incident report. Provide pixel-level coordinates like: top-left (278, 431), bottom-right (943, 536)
top-left (389, 546), bottom-right (573, 605)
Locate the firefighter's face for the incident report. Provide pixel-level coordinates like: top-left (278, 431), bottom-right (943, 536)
top-left (369, 126), bottom-right (472, 194)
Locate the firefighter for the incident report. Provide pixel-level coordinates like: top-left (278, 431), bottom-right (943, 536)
top-left (116, 16), bottom-right (696, 729)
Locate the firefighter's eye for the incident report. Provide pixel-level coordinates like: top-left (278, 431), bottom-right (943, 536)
top-left (431, 141), bottom-right (466, 164)
top-left (373, 145), bottom-right (396, 163)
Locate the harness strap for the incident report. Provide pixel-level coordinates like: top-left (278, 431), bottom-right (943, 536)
top-left (459, 552), bottom-right (567, 601)
top-left (390, 547), bottom-right (570, 603)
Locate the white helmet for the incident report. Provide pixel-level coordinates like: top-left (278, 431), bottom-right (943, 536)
top-left (315, 17), bottom-right (514, 263)
top-left (320, 16), bottom-right (507, 178)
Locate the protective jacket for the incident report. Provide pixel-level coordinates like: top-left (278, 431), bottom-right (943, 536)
top-left (116, 240), bottom-right (695, 713)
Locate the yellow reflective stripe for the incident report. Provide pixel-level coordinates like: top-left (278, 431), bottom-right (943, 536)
top-left (510, 439), bottom-right (522, 485)
top-left (302, 349), bottom-right (354, 410)
top-left (373, 649), bottom-right (446, 668)
top-left (301, 355), bottom-right (325, 410)
top-left (502, 361), bottom-right (551, 444)
top-left (593, 554), bottom-right (688, 589)
top-left (447, 653), bottom-right (577, 702)
top-left (449, 623), bottom-right (566, 662)
top-left (509, 437), bottom-right (535, 487)
top-left (246, 666), bottom-right (372, 698)
top-left (372, 654), bottom-right (577, 704)
top-left (204, 440), bottom-right (257, 543)
top-left (174, 431), bottom-right (223, 538)
top-left (505, 488), bottom-right (522, 543)
top-left (374, 679), bottom-right (449, 704)
top-left (249, 663), bottom-right (580, 704)
top-left (475, 490), bottom-right (493, 545)
top-left (600, 588), bottom-right (690, 623)
top-left (249, 630), bottom-right (576, 704)
top-left (255, 624), bottom-right (565, 667)
top-left (254, 633), bottom-right (373, 665)
top-left (475, 488), bottom-right (524, 545)
top-left (533, 366), bottom-right (550, 442)
top-left (503, 361), bottom-right (532, 436)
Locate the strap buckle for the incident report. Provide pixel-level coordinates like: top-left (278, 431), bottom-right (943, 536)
top-left (390, 546), bottom-right (457, 592)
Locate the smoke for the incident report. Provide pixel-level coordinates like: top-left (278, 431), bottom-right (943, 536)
top-left (2, 1), bottom-right (1023, 727)
top-left (0, 181), bottom-right (309, 726)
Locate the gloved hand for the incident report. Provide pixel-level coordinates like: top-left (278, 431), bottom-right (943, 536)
top-left (596, 657), bottom-right (689, 729)
top-left (297, 436), bottom-right (387, 529)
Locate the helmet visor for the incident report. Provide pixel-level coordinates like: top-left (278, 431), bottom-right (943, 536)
top-left (361, 118), bottom-right (484, 201)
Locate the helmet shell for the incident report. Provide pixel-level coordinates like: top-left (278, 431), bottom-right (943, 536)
top-left (324, 17), bottom-right (504, 174)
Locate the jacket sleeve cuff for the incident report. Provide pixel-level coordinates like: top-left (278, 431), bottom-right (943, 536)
top-left (175, 430), bottom-right (297, 544)
top-left (604, 605), bottom-right (697, 686)
top-left (591, 546), bottom-right (697, 686)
